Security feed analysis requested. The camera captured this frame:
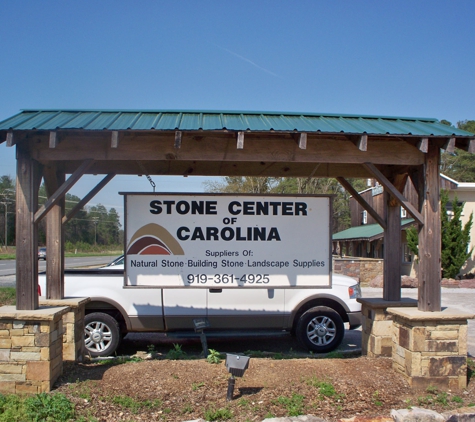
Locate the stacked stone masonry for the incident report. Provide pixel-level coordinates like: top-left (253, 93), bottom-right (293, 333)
top-left (333, 258), bottom-right (383, 283)
top-left (358, 298), bottom-right (417, 358)
top-left (39, 297), bottom-right (90, 362)
top-left (387, 307), bottom-right (475, 390)
top-left (0, 306), bottom-right (69, 394)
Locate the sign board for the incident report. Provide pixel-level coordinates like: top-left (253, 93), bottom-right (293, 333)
top-left (123, 193), bottom-right (331, 288)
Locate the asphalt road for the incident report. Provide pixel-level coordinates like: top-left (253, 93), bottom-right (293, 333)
top-left (0, 256), bottom-right (117, 278)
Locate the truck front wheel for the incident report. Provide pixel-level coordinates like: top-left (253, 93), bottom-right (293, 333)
top-left (296, 306), bottom-right (344, 353)
top-left (84, 312), bottom-right (120, 357)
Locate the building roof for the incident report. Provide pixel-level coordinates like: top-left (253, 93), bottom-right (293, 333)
top-left (1, 109), bottom-right (473, 137)
top-left (332, 218), bottom-right (415, 242)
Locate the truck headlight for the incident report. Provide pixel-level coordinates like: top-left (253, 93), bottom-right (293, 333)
top-left (348, 284), bottom-right (361, 299)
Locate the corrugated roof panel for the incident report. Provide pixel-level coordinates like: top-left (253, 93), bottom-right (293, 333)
top-left (108, 113), bottom-right (142, 130)
top-left (131, 113), bottom-right (161, 129)
top-left (57, 112), bottom-right (102, 129)
top-left (235, 113), bottom-right (266, 130)
top-left (154, 113), bottom-right (182, 129)
top-left (262, 114), bottom-right (296, 131)
top-left (333, 218), bottom-right (414, 241)
top-left (296, 116), bottom-right (333, 132)
top-left (319, 116), bottom-right (360, 133)
top-left (0, 110), bottom-right (473, 137)
top-left (221, 113), bottom-right (248, 130)
top-left (13, 111), bottom-right (60, 130)
top-left (0, 111), bottom-right (38, 129)
top-left (35, 111), bottom-right (82, 129)
top-left (179, 113), bottom-right (202, 130)
top-left (201, 113), bottom-right (224, 130)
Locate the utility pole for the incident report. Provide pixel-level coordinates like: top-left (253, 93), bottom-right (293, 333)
top-left (1, 201), bottom-right (7, 249)
top-left (92, 217), bottom-right (99, 244)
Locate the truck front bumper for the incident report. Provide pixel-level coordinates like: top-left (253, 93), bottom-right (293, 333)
top-left (348, 311), bottom-right (362, 330)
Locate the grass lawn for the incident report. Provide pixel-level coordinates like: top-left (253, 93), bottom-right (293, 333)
top-left (0, 287), bottom-right (16, 306)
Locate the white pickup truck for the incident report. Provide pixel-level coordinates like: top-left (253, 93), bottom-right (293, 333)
top-left (39, 256), bottom-right (362, 357)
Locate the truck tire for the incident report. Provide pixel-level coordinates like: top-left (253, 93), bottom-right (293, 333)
top-left (296, 306), bottom-right (344, 353)
top-left (84, 312), bottom-right (121, 357)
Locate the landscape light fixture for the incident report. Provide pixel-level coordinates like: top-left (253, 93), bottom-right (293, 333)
top-left (225, 353), bottom-right (250, 401)
top-left (192, 318), bottom-right (210, 357)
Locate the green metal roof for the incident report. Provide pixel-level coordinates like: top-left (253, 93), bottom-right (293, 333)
top-left (332, 219), bottom-right (415, 242)
top-left (0, 109), bottom-right (473, 137)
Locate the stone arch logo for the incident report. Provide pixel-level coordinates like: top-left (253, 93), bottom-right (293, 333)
top-left (127, 223), bottom-right (185, 255)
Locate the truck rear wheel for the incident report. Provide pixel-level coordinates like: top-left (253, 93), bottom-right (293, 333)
top-left (296, 306), bottom-right (344, 353)
top-left (84, 312), bottom-right (120, 357)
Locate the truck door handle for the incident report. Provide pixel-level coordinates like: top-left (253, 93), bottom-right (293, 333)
top-left (209, 289), bottom-right (222, 293)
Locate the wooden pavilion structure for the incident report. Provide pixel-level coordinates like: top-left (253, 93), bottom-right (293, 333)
top-left (1, 109), bottom-right (474, 313)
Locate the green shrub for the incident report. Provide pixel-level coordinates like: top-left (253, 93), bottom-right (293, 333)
top-left (24, 393), bottom-right (75, 422)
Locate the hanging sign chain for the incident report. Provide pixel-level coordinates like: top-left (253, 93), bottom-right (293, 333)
top-left (137, 162), bottom-right (156, 192)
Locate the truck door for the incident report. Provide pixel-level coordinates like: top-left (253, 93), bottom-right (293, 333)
top-left (162, 288), bottom-right (207, 330)
top-left (207, 288), bottom-right (285, 329)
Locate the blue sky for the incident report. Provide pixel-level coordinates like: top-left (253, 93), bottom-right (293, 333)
top-left (1, 1), bottom-right (474, 220)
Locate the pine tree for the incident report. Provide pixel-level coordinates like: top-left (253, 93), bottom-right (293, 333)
top-left (405, 190), bottom-right (473, 278)
top-left (441, 190), bottom-right (473, 278)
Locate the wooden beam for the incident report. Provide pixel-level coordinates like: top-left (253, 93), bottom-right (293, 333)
top-left (418, 142), bottom-right (441, 311)
top-left (384, 189), bottom-right (402, 301)
top-left (298, 133), bottom-right (307, 149)
top-left (174, 131), bottom-right (182, 149)
top-left (44, 166), bottom-right (65, 300)
top-left (353, 134), bottom-right (368, 151)
top-left (336, 177), bottom-right (386, 229)
top-left (445, 137), bottom-right (456, 153)
top-left (418, 137), bottom-right (428, 153)
top-left (237, 132), bottom-right (244, 149)
top-left (16, 146), bottom-right (42, 310)
top-left (363, 162), bottom-right (424, 226)
top-left (33, 133), bottom-right (426, 166)
top-left (63, 173), bottom-right (116, 224)
top-left (49, 131), bottom-right (58, 148)
top-left (34, 159), bottom-right (94, 224)
top-left (6, 131), bottom-right (14, 147)
top-left (111, 131), bottom-right (119, 148)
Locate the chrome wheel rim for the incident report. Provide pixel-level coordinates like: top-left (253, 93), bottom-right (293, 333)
top-left (306, 315), bottom-right (336, 346)
top-left (85, 321), bottom-right (113, 353)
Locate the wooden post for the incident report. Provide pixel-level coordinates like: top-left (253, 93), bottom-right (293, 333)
top-left (15, 145), bottom-right (42, 310)
top-left (44, 166), bottom-right (65, 300)
top-left (383, 189), bottom-right (401, 301)
top-left (418, 143), bottom-right (441, 311)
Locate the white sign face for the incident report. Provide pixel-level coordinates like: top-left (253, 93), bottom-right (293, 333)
top-left (124, 194), bottom-right (331, 288)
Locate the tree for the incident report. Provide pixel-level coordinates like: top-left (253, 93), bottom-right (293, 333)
top-left (204, 176), bottom-right (367, 233)
top-left (405, 190), bottom-right (473, 278)
top-left (204, 177), bottom-right (279, 194)
top-left (441, 190), bottom-right (473, 278)
top-left (0, 176), bottom-right (15, 247)
top-left (440, 120), bottom-right (475, 182)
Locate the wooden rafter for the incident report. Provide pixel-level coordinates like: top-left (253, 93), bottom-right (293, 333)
top-left (362, 162), bottom-right (423, 226)
top-left (174, 131), bottom-right (182, 149)
top-left (237, 131), bottom-right (244, 149)
top-left (34, 159), bottom-right (94, 224)
top-left (418, 138), bottom-right (428, 153)
top-left (63, 173), bottom-right (116, 224)
top-left (336, 177), bottom-right (386, 229)
top-left (49, 131), bottom-right (58, 148)
top-left (111, 131), bottom-right (119, 148)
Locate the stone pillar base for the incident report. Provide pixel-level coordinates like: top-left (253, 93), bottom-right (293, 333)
top-left (0, 306), bottom-right (70, 394)
top-left (387, 307), bottom-right (475, 390)
top-left (358, 298), bottom-right (417, 357)
top-left (40, 297), bottom-right (90, 362)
